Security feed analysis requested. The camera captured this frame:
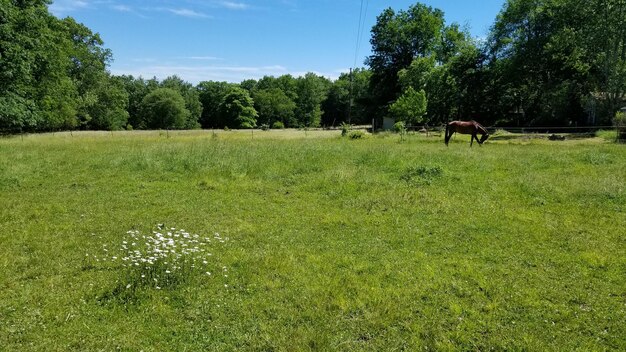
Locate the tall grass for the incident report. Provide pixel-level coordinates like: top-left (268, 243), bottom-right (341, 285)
top-left (0, 130), bottom-right (624, 350)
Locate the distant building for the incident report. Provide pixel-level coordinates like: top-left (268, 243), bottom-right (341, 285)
top-left (382, 117), bottom-right (395, 130)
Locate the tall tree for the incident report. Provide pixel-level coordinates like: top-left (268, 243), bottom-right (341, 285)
top-left (197, 80), bottom-right (236, 128)
top-left (488, 0), bottom-right (598, 125)
top-left (321, 68), bottom-right (371, 126)
top-left (219, 87), bottom-right (258, 129)
top-left (295, 73), bottom-right (330, 127)
top-left (139, 88), bottom-right (190, 130)
top-left (161, 76), bottom-right (202, 129)
top-left (366, 4), bottom-right (445, 118)
top-left (252, 88), bottom-right (296, 127)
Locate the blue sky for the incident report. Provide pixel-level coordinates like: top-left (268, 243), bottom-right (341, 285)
top-left (49, 0), bottom-right (505, 84)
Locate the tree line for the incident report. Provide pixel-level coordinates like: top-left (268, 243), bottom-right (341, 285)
top-left (2, 0), bottom-right (625, 133)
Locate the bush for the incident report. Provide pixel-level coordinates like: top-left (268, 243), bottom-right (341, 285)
top-left (392, 121), bottom-right (407, 133)
top-left (340, 122), bottom-right (351, 137)
top-left (347, 130), bottom-right (365, 139)
top-left (272, 121), bottom-right (285, 129)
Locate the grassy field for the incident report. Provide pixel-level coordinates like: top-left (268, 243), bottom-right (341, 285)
top-left (0, 129), bottom-right (624, 350)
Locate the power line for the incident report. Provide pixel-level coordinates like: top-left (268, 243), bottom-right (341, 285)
top-left (349, 0), bottom-right (369, 125)
top-left (353, 0), bottom-right (370, 68)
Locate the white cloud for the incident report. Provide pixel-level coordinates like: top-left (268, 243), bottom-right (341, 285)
top-left (184, 56), bottom-right (223, 61)
top-left (166, 8), bottom-right (211, 19)
top-left (216, 1), bottom-right (250, 10)
top-left (110, 63), bottom-right (331, 83)
top-left (111, 4), bottom-right (131, 12)
top-left (49, 0), bottom-right (90, 16)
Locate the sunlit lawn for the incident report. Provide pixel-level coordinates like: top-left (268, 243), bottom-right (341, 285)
top-left (0, 130), bottom-right (624, 350)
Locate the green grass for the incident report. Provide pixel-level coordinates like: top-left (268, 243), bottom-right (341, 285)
top-left (1, 130), bottom-right (625, 350)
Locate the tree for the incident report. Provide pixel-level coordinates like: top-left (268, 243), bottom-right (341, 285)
top-left (0, 1), bottom-right (121, 132)
top-left (366, 4), bottom-right (445, 118)
top-left (197, 81), bottom-right (236, 128)
top-left (218, 87), bottom-right (258, 129)
top-left (115, 75), bottom-right (157, 129)
top-left (388, 87), bottom-right (428, 126)
top-left (161, 76), bottom-right (202, 129)
top-left (252, 88), bottom-right (296, 127)
top-left (295, 73), bottom-right (330, 127)
top-left (487, 0), bottom-right (599, 125)
top-left (139, 88), bottom-right (190, 130)
top-left (321, 68), bottom-right (372, 126)
top-left (85, 75), bottom-right (129, 130)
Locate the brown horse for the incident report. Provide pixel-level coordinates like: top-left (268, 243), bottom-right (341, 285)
top-left (445, 120), bottom-right (490, 147)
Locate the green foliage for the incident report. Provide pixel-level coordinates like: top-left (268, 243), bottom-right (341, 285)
top-left (0, 93), bottom-right (41, 132)
top-left (139, 88), bottom-right (190, 130)
top-left (0, 1), bottom-right (123, 132)
top-left (487, 0), bottom-right (626, 125)
top-left (3, 0), bottom-right (625, 134)
top-left (252, 87), bottom-right (296, 128)
top-left (321, 68), bottom-right (372, 126)
top-left (219, 87), bottom-right (258, 129)
top-left (295, 73), bottom-right (330, 127)
top-left (271, 121), bottom-right (285, 129)
top-left (388, 87), bottom-right (428, 126)
top-left (392, 121), bottom-right (407, 134)
top-left (366, 4), bottom-right (446, 117)
top-left (197, 81), bottom-right (237, 128)
top-left (347, 130), bottom-right (365, 139)
top-left (340, 122), bottom-right (351, 137)
top-left (84, 75), bottom-right (129, 130)
top-left (161, 76), bottom-right (202, 129)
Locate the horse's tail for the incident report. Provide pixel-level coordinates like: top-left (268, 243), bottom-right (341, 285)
top-left (444, 123), bottom-right (451, 146)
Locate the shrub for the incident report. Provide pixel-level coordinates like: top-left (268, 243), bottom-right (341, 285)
top-left (272, 121), bottom-right (285, 129)
top-left (348, 130), bottom-right (365, 139)
top-left (393, 121), bottom-right (407, 133)
top-left (340, 122), bottom-right (351, 137)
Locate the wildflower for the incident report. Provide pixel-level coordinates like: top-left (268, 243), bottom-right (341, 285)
top-left (94, 224), bottom-right (229, 291)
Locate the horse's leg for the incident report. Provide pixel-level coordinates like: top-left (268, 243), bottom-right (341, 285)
top-left (470, 133), bottom-right (474, 147)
